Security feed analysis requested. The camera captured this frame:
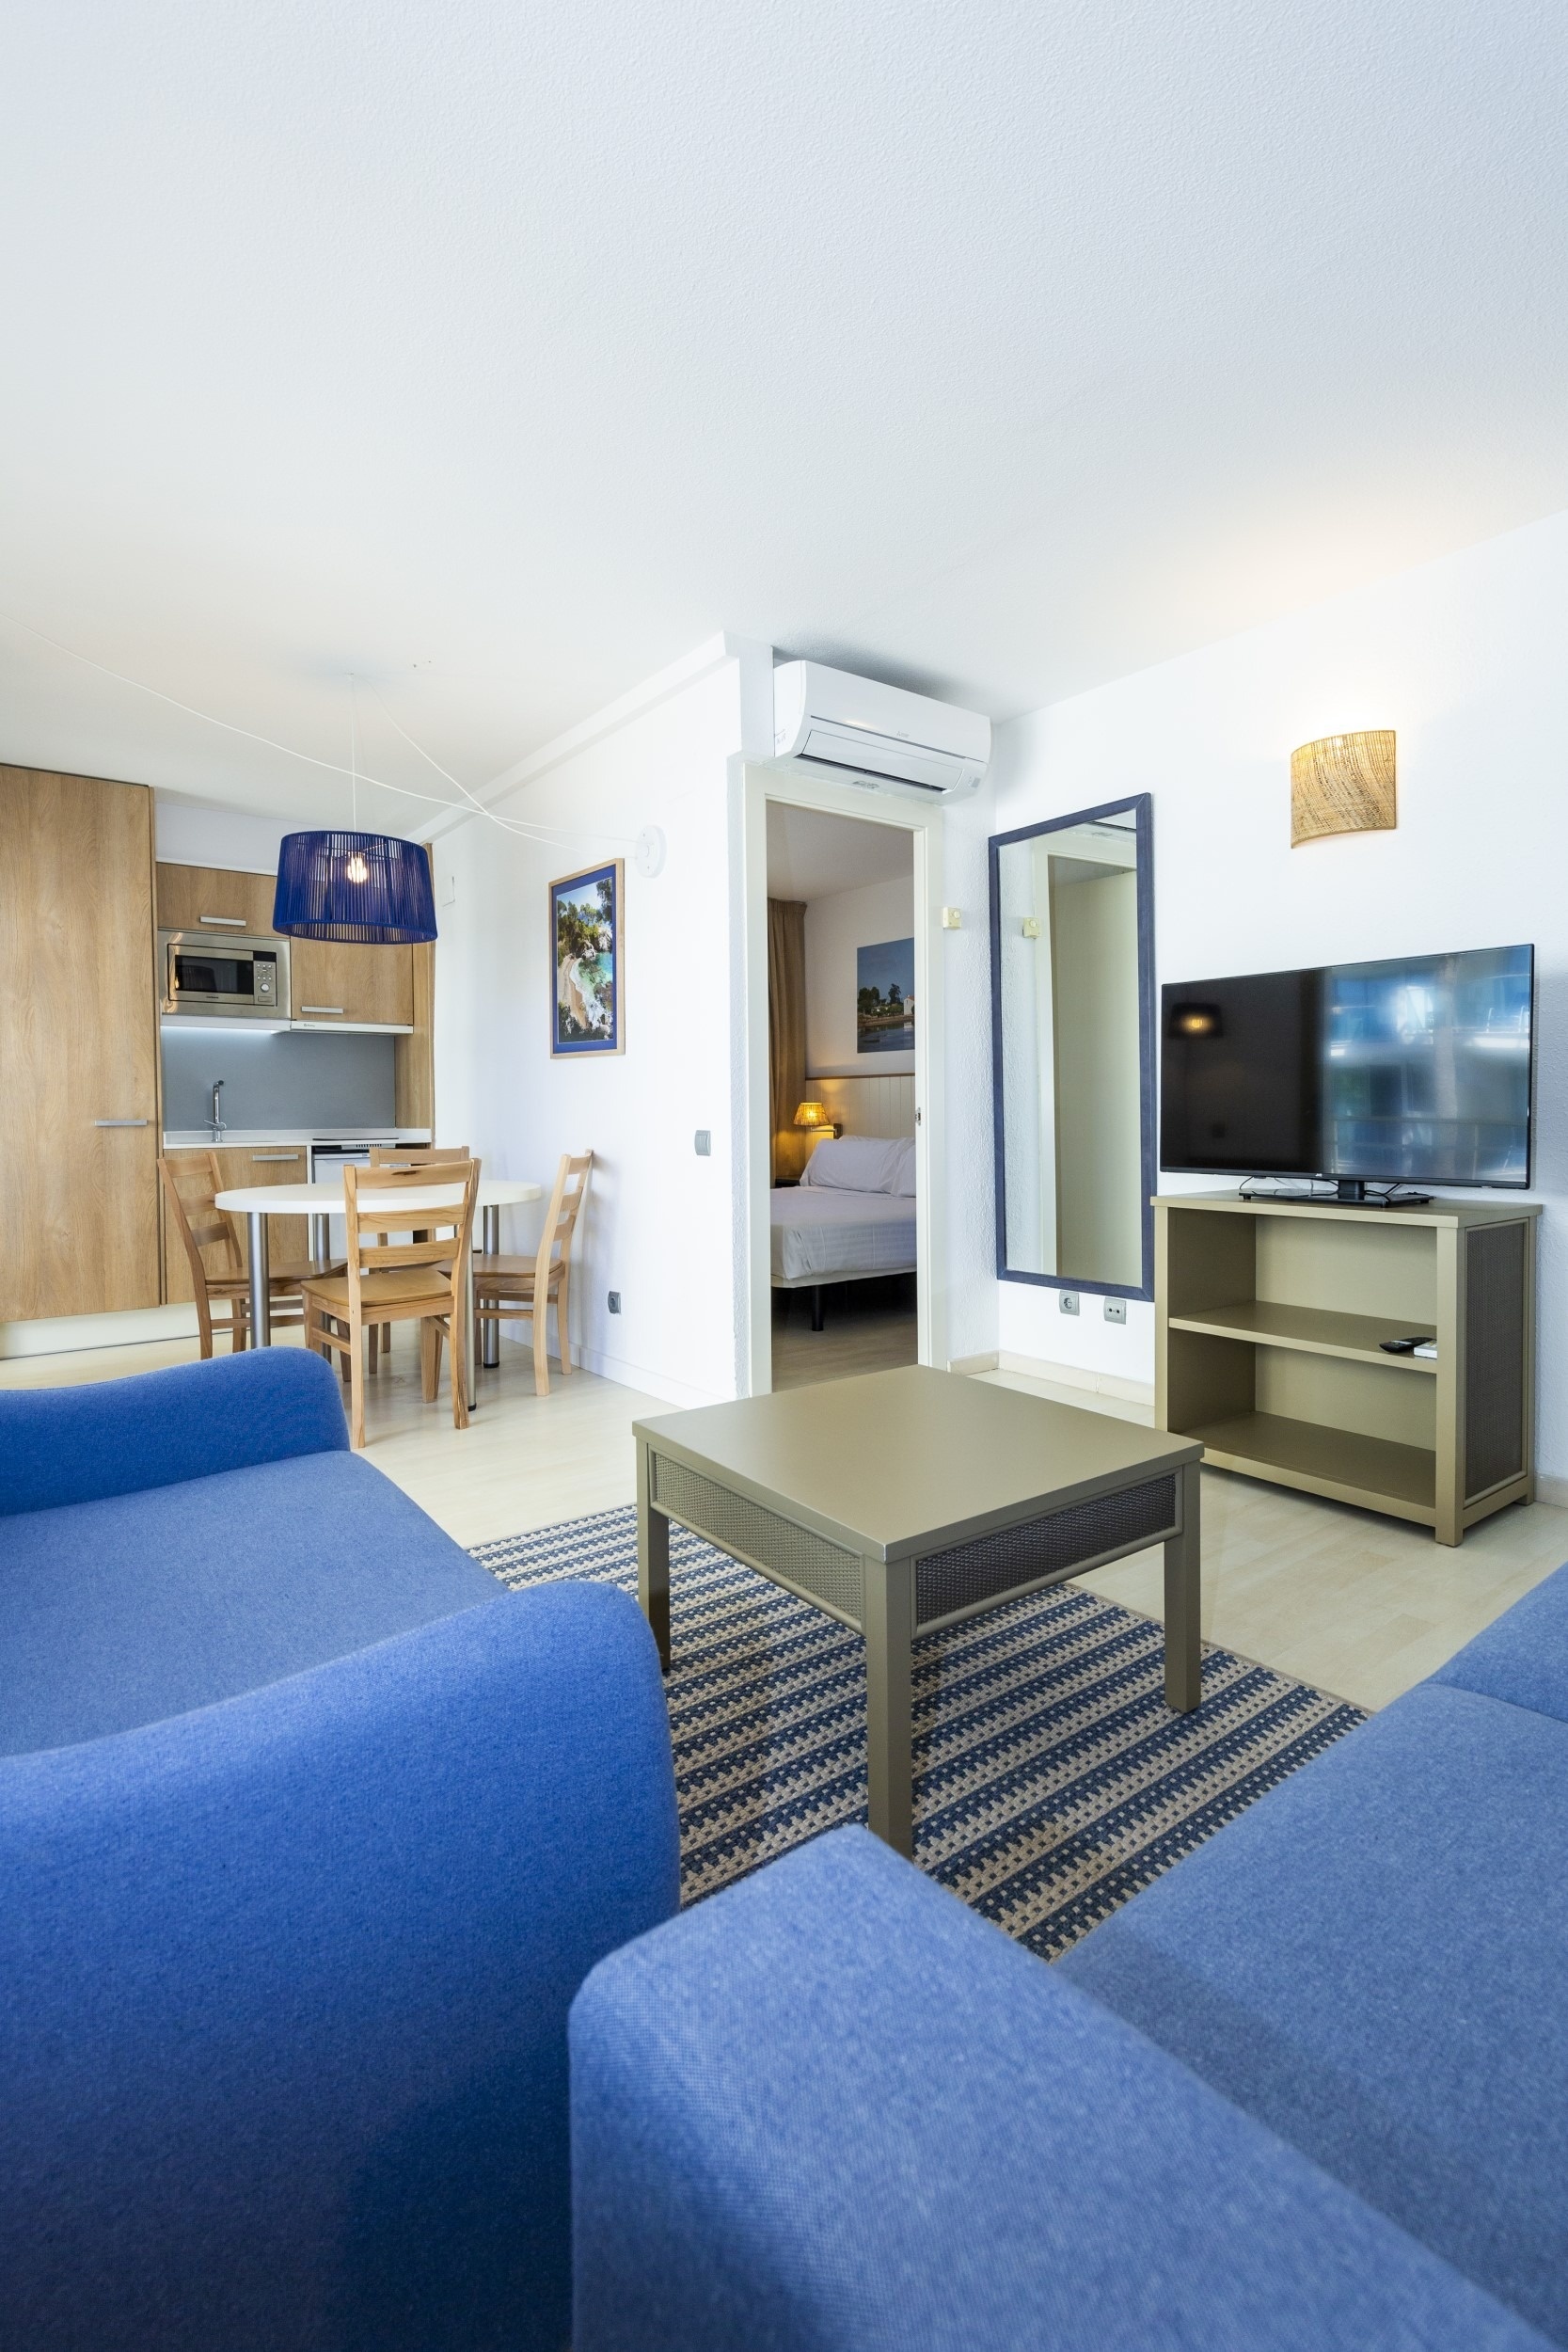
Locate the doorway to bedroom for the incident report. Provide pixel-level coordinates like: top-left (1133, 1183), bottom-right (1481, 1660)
top-left (764, 801), bottom-right (920, 1392)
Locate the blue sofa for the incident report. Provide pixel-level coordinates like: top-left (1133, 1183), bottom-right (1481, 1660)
top-left (1, 1349), bottom-right (680, 2351)
top-left (571, 1566), bottom-right (1568, 2350)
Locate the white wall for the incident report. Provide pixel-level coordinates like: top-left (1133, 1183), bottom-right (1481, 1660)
top-left (154, 800), bottom-right (297, 874)
top-left (974, 507), bottom-right (1568, 1470)
top-left (804, 874), bottom-right (915, 1078)
top-left (431, 644), bottom-right (750, 1409)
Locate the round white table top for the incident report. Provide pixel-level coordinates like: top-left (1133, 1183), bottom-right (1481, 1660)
top-left (215, 1177), bottom-right (543, 1215)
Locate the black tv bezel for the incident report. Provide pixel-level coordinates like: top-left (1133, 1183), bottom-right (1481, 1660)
top-left (1158, 944), bottom-right (1536, 1194)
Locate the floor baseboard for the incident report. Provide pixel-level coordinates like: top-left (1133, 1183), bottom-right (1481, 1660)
top-left (0, 1305), bottom-right (201, 1359)
top-left (995, 1350), bottom-right (1156, 1407)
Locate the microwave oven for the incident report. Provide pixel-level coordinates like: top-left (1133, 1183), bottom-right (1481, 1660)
top-left (159, 930), bottom-right (292, 1020)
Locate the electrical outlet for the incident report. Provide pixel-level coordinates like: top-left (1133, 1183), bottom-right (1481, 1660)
top-left (694, 1130), bottom-right (711, 1156)
top-left (607, 1292), bottom-right (622, 1314)
top-left (1059, 1291), bottom-right (1079, 1315)
top-left (1103, 1296), bottom-right (1127, 1324)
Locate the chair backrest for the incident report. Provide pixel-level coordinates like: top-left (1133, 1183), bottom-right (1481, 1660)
top-left (342, 1159), bottom-right (481, 1318)
top-left (368, 1144), bottom-right (472, 1167)
top-left (535, 1152), bottom-right (593, 1290)
top-left (159, 1152), bottom-right (245, 1298)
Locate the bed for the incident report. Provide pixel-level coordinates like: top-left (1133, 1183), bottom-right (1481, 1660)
top-left (771, 1134), bottom-right (916, 1329)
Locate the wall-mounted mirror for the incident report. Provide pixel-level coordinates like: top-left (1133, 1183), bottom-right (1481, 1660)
top-left (990, 794), bottom-right (1154, 1298)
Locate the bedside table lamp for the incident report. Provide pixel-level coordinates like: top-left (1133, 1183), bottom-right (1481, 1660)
top-left (794, 1101), bottom-right (841, 1140)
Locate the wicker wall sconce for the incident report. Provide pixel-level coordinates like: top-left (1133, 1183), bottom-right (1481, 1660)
top-left (1290, 730), bottom-right (1396, 848)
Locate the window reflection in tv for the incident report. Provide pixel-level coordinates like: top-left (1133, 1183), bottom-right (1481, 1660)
top-left (1161, 945), bottom-right (1533, 1188)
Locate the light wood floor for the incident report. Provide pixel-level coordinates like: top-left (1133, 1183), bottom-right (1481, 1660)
top-left (771, 1276), bottom-right (918, 1391)
top-left (979, 1367), bottom-right (1568, 1711)
top-left (7, 1329), bottom-right (1564, 1711)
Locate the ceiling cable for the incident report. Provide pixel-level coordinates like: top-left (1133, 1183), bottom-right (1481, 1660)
top-left (0, 608), bottom-right (634, 850)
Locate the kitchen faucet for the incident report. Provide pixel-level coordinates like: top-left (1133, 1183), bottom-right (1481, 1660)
top-left (211, 1079), bottom-right (226, 1142)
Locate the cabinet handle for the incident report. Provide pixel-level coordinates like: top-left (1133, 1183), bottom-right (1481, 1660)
top-left (298, 1005), bottom-right (343, 1015)
top-left (251, 1152), bottom-right (302, 1162)
top-left (198, 914), bottom-right (248, 928)
top-left (94, 1118), bottom-right (150, 1127)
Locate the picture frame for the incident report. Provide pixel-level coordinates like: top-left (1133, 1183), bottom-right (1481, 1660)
top-left (549, 858), bottom-right (624, 1057)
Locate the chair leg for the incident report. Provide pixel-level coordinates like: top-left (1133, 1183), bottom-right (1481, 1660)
top-left (347, 1320), bottom-right (367, 1451)
top-left (420, 1317), bottom-right (439, 1404)
top-left (450, 1305), bottom-right (469, 1432)
top-left (369, 1322), bottom-right (379, 1376)
top-left (532, 1302), bottom-right (550, 1399)
top-left (557, 1267), bottom-right (572, 1376)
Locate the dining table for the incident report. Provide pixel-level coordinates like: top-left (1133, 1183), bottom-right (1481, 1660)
top-left (214, 1176), bottom-right (544, 1356)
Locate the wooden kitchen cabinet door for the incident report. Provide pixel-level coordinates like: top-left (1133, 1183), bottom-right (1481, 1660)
top-left (161, 1146), bottom-right (311, 1302)
top-left (0, 768), bottom-right (161, 1320)
top-left (154, 863), bottom-right (279, 937)
top-left (291, 938), bottom-right (414, 1027)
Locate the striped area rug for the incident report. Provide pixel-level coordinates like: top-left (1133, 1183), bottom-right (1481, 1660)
top-left (473, 1506), bottom-right (1366, 1962)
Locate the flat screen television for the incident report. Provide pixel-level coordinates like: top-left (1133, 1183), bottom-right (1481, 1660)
top-left (1161, 944), bottom-right (1534, 1194)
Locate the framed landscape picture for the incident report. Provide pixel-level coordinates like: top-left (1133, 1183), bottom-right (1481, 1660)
top-left (857, 935), bottom-right (915, 1054)
top-left (550, 859), bottom-right (624, 1057)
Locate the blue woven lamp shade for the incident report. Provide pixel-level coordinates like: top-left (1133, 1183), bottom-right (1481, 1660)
top-left (272, 831), bottom-right (437, 945)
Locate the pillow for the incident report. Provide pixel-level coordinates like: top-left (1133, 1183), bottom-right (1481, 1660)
top-left (800, 1135), bottom-right (916, 1196)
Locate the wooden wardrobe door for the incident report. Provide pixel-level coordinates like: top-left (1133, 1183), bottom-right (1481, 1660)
top-left (0, 767), bottom-right (161, 1320)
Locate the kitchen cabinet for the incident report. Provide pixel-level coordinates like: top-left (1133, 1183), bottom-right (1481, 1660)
top-left (0, 767), bottom-right (161, 1320)
top-left (161, 1145), bottom-right (310, 1302)
top-left (291, 937), bottom-right (415, 1029)
top-left (155, 862), bottom-right (279, 938)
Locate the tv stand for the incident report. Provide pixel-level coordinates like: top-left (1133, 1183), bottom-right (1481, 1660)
top-left (1156, 1191), bottom-right (1539, 1545)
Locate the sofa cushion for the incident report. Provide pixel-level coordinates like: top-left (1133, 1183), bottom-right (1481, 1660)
top-left (1431, 1559), bottom-right (1568, 1724)
top-left (0, 1349), bottom-right (348, 1518)
top-left (0, 1451), bottom-right (500, 1754)
top-left (1058, 1682), bottom-right (1568, 2344)
top-left (570, 1824), bottom-right (1550, 2352)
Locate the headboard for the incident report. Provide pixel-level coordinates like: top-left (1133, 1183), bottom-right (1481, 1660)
top-left (810, 1073), bottom-right (915, 1140)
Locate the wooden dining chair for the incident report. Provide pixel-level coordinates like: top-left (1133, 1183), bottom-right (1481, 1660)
top-left (364, 1145), bottom-right (473, 1361)
top-left (299, 1159), bottom-right (481, 1450)
top-left (471, 1152), bottom-right (592, 1398)
top-left (159, 1153), bottom-right (339, 1359)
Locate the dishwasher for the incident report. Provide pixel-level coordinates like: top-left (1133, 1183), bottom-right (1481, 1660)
top-left (309, 1139), bottom-right (387, 1260)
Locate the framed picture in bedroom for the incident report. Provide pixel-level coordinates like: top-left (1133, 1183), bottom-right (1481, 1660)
top-left (856, 935), bottom-right (915, 1055)
top-left (550, 859), bottom-right (624, 1057)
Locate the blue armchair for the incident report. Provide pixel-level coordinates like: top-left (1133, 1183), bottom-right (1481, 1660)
top-left (0, 1350), bottom-right (679, 2351)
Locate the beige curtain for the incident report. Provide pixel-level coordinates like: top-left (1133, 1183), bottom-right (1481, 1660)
top-left (768, 898), bottom-right (808, 1184)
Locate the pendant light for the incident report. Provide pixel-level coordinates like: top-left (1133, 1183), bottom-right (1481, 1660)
top-left (273, 679), bottom-right (438, 944)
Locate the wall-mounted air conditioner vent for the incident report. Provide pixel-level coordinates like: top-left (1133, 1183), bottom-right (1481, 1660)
top-left (772, 661), bottom-right (990, 800)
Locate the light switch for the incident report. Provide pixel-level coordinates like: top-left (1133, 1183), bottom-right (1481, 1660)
top-left (694, 1130), bottom-right (712, 1156)
top-left (941, 906), bottom-right (962, 930)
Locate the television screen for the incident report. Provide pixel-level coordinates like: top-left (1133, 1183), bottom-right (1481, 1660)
top-left (1161, 945), bottom-right (1534, 1188)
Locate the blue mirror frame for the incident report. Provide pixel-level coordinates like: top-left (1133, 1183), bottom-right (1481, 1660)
top-left (988, 792), bottom-right (1156, 1301)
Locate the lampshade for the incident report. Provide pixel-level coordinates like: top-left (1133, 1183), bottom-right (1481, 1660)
top-left (1290, 732), bottom-right (1396, 848)
top-left (794, 1101), bottom-right (834, 1131)
top-left (273, 831), bottom-right (437, 944)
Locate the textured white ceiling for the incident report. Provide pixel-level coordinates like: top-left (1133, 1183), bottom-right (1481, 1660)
top-left (2, 0), bottom-right (1565, 825)
top-left (767, 802), bottom-right (913, 902)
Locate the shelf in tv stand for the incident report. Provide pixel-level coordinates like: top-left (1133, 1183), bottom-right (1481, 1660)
top-left (1167, 1299), bottom-right (1437, 1371)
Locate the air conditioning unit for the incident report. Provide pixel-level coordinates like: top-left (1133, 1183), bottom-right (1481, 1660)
top-left (772, 661), bottom-right (990, 800)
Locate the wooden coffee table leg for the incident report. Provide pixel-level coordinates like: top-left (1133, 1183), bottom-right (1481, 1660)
top-left (863, 1557), bottom-right (915, 1857)
top-left (636, 1438), bottom-right (671, 1675)
top-left (1164, 1459), bottom-right (1202, 1713)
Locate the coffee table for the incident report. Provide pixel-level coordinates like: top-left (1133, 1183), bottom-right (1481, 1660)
top-left (634, 1366), bottom-right (1204, 1857)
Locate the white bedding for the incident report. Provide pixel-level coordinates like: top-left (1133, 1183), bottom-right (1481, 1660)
top-left (770, 1185), bottom-right (917, 1284)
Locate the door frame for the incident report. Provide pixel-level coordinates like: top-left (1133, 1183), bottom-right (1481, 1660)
top-left (741, 759), bottom-right (946, 1396)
